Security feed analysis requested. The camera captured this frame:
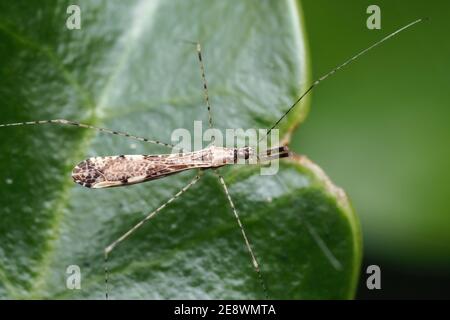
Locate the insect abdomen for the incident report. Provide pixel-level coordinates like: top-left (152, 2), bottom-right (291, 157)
top-left (72, 154), bottom-right (206, 189)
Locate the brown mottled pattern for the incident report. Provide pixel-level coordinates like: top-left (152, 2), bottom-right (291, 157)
top-left (71, 152), bottom-right (215, 188)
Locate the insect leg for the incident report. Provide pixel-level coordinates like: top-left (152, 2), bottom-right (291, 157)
top-left (183, 40), bottom-right (214, 130)
top-left (258, 146), bottom-right (290, 163)
top-left (0, 119), bottom-right (174, 148)
top-left (104, 173), bottom-right (201, 299)
top-left (195, 42), bottom-right (214, 130)
top-left (214, 171), bottom-right (269, 299)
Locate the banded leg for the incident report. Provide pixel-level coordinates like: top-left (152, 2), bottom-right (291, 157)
top-left (183, 41), bottom-right (214, 131)
top-left (0, 119), bottom-right (174, 148)
top-left (104, 173), bottom-right (201, 299)
top-left (195, 42), bottom-right (214, 130)
top-left (214, 171), bottom-right (269, 299)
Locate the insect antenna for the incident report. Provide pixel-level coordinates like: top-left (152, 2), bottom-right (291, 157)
top-left (262, 18), bottom-right (425, 141)
top-left (0, 119), bottom-right (174, 148)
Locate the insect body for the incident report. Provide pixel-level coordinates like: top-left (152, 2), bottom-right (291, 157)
top-left (73, 146), bottom-right (290, 188)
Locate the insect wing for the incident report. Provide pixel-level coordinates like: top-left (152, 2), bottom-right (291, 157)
top-left (72, 155), bottom-right (198, 188)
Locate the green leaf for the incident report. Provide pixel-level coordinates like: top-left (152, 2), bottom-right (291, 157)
top-left (0, 0), bottom-right (361, 299)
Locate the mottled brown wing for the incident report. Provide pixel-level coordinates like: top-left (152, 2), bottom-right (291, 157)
top-left (71, 154), bottom-right (206, 189)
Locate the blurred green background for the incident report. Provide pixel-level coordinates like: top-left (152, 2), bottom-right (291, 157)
top-left (293, 0), bottom-right (450, 298)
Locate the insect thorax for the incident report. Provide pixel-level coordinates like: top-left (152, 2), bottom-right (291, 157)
top-left (208, 146), bottom-right (254, 166)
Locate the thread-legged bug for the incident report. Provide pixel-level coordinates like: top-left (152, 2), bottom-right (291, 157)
top-left (0, 19), bottom-right (423, 299)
